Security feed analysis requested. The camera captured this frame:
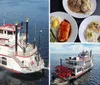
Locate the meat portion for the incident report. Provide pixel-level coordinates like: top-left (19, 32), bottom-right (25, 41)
top-left (68, 0), bottom-right (91, 13)
top-left (68, 0), bottom-right (82, 12)
top-left (58, 20), bottom-right (71, 42)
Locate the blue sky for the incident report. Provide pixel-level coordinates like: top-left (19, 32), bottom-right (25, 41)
top-left (50, 43), bottom-right (100, 54)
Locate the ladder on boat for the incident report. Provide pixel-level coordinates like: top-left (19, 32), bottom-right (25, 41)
top-left (8, 51), bottom-right (29, 68)
top-left (13, 56), bottom-right (24, 68)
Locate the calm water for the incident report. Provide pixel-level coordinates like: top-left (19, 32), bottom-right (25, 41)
top-left (50, 54), bottom-right (100, 85)
top-left (0, 0), bottom-right (49, 85)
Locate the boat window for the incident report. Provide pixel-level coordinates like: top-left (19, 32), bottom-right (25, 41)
top-left (69, 62), bottom-right (73, 65)
top-left (0, 57), bottom-right (2, 63)
top-left (5, 44), bottom-right (9, 46)
top-left (80, 62), bottom-right (83, 66)
top-left (74, 62), bottom-right (77, 65)
top-left (81, 54), bottom-right (86, 56)
top-left (4, 31), bottom-right (6, 34)
top-left (22, 61), bottom-right (24, 63)
top-left (14, 31), bottom-right (15, 34)
top-left (8, 31), bottom-right (12, 35)
top-left (72, 69), bottom-right (75, 73)
top-left (0, 30), bottom-right (3, 34)
top-left (70, 62), bottom-right (77, 65)
top-left (35, 56), bottom-right (38, 62)
top-left (77, 68), bottom-right (81, 72)
top-left (23, 47), bottom-right (26, 53)
top-left (2, 57), bottom-right (7, 65)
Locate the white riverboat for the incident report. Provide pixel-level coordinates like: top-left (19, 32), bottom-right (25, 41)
top-left (0, 19), bottom-right (45, 74)
top-left (52, 50), bottom-right (93, 84)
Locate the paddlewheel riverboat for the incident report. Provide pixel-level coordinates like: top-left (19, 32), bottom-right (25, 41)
top-left (0, 19), bottom-right (46, 74)
top-left (52, 50), bottom-right (93, 84)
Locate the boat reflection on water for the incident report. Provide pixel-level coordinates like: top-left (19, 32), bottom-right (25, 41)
top-left (0, 68), bottom-right (48, 85)
top-left (69, 70), bottom-right (91, 85)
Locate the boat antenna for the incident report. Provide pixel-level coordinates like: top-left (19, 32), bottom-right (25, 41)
top-left (15, 22), bottom-right (18, 54)
top-left (37, 30), bottom-right (42, 66)
top-left (21, 22), bottom-right (24, 26)
top-left (26, 18), bottom-right (29, 44)
top-left (90, 50), bottom-right (92, 57)
top-left (38, 30), bottom-right (42, 51)
top-left (33, 24), bottom-right (36, 49)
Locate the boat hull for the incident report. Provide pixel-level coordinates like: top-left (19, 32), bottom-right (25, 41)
top-left (52, 67), bottom-right (92, 85)
top-left (52, 66), bottom-right (93, 82)
top-left (66, 66), bottom-right (93, 80)
top-left (0, 66), bottom-right (45, 81)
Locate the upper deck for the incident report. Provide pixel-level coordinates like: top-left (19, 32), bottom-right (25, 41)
top-left (0, 24), bottom-right (21, 32)
top-left (0, 42), bottom-right (37, 58)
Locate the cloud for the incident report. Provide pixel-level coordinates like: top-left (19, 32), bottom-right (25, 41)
top-left (50, 43), bottom-right (100, 54)
top-left (50, 44), bottom-right (67, 54)
top-left (91, 46), bottom-right (100, 54)
top-left (67, 44), bottom-right (90, 53)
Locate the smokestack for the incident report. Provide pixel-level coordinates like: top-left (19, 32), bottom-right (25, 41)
top-left (33, 38), bottom-right (36, 49)
top-left (15, 22), bottom-right (18, 54)
top-left (26, 18), bottom-right (29, 44)
top-left (33, 24), bottom-right (36, 49)
top-left (60, 58), bottom-right (62, 66)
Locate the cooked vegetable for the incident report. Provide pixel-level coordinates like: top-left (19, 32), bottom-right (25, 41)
top-left (50, 32), bottom-right (56, 42)
top-left (50, 29), bottom-right (57, 42)
top-left (87, 32), bottom-right (92, 38)
top-left (97, 36), bottom-right (100, 42)
top-left (84, 22), bottom-right (100, 42)
top-left (50, 16), bottom-right (71, 42)
top-left (52, 19), bottom-right (59, 28)
top-left (51, 16), bottom-right (61, 29)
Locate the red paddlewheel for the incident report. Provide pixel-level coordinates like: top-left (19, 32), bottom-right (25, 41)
top-left (55, 65), bottom-right (72, 79)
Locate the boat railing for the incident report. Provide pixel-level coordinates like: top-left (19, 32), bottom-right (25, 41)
top-left (12, 55), bottom-right (24, 67)
top-left (0, 34), bottom-right (8, 39)
top-left (85, 62), bottom-right (92, 66)
top-left (62, 62), bottom-right (84, 69)
top-left (0, 40), bottom-right (6, 45)
top-left (84, 57), bottom-right (91, 62)
top-left (66, 64), bottom-right (83, 69)
top-left (14, 47), bottom-right (37, 57)
top-left (0, 53), bottom-right (24, 67)
top-left (6, 43), bottom-right (37, 57)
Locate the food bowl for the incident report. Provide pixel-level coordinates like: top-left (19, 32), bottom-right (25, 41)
top-left (50, 12), bottom-right (78, 42)
top-left (79, 15), bottom-right (100, 42)
top-left (62, 0), bottom-right (97, 18)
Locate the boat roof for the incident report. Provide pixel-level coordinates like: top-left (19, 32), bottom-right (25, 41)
top-left (66, 59), bottom-right (84, 62)
top-left (0, 24), bottom-right (22, 31)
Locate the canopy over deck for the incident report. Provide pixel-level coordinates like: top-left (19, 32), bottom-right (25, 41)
top-left (0, 24), bottom-right (22, 32)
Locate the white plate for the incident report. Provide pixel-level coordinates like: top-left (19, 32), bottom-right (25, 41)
top-left (62, 0), bottom-right (97, 18)
top-left (50, 12), bottom-right (78, 42)
top-left (79, 15), bottom-right (100, 42)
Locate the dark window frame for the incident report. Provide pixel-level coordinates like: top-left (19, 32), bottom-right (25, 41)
top-left (2, 57), bottom-right (7, 65)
